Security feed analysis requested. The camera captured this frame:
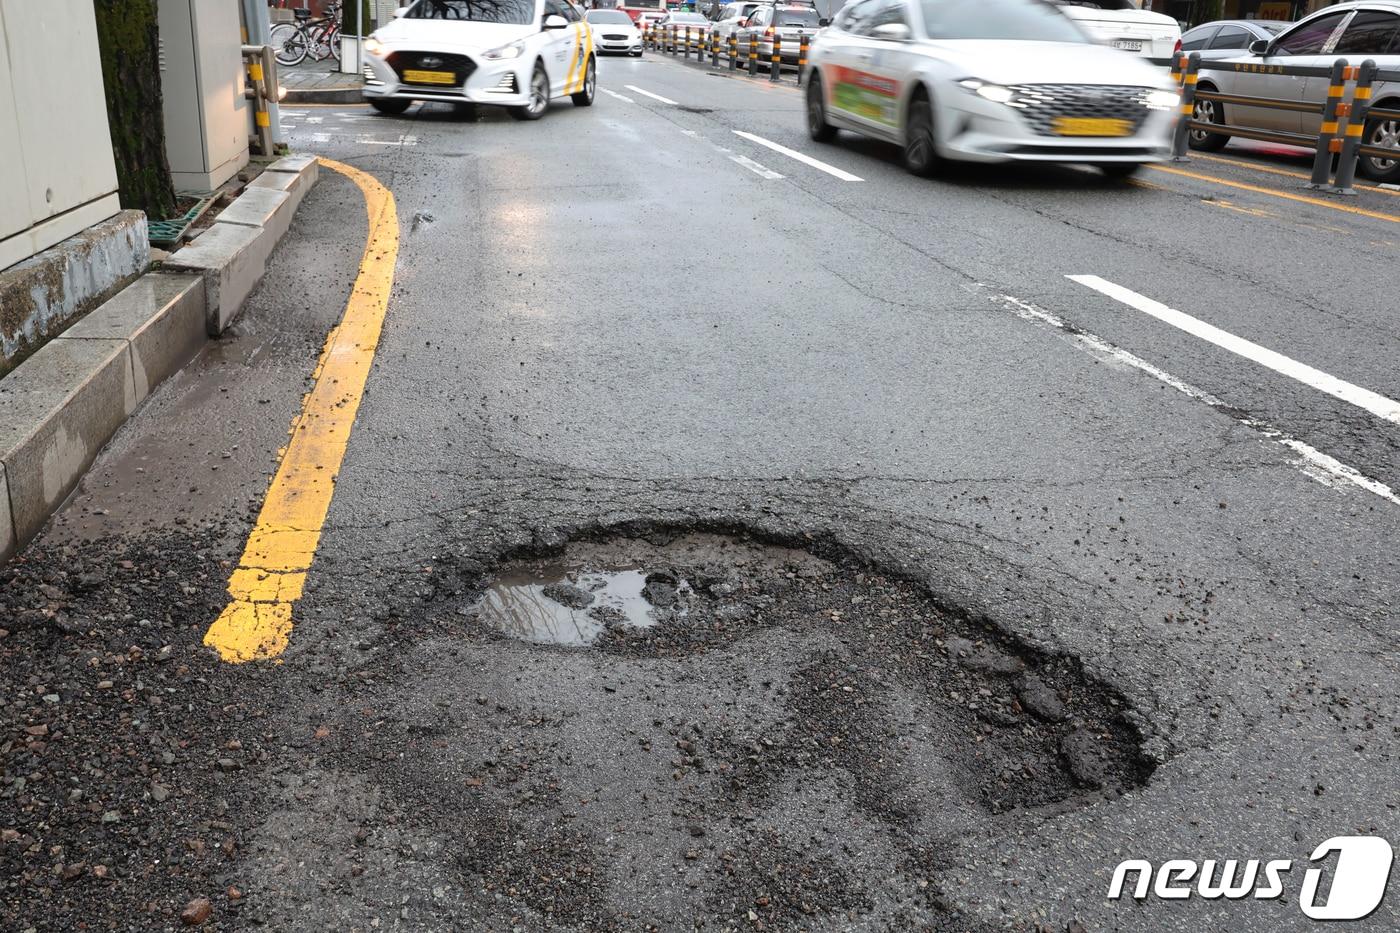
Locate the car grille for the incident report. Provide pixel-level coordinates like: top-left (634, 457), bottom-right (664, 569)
top-left (603, 33), bottom-right (630, 40)
top-left (385, 51), bottom-right (476, 86)
top-left (1005, 84), bottom-right (1153, 137)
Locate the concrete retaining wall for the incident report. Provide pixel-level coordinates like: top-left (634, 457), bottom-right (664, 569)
top-left (0, 210), bottom-right (149, 376)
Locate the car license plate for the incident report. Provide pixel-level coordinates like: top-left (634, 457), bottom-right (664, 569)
top-left (1053, 117), bottom-right (1133, 137)
top-left (403, 69), bottom-right (455, 85)
top-left (1112, 39), bottom-right (1143, 51)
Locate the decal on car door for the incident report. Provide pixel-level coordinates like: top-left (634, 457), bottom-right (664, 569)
top-left (830, 65), bottom-right (899, 127)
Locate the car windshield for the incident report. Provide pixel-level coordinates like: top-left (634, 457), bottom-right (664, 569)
top-left (405, 0), bottom-right (536, 24)
top-left (669, 13), bottom-right (709, 23)
top-left (1054, 0), bottom-right (1135, 8)
top-left (586, 10), bottom-right (633, 23)
top-left (921, 0), bottom-right (1087, 42)
top-left (775, 9), bottom-right (820, 27)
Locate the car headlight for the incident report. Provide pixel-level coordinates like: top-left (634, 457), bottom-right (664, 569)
top-left (1145, 89), bottom-right (1179, 111)
top-left (483, 40), bottom-right (526, 60)
top-left (957, 79), bottom-right (1015, 105)
top-left (363, 36), bottom-right (385, 56)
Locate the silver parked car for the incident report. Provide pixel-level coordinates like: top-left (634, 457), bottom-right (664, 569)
top-left (1180, 19), bottom-right (1289, 62)
top-left (742, 3), bottom-right (827, 66)
top-left (1192, 2), bottom-right (1400, 182)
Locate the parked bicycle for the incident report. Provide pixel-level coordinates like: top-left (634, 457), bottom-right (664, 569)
top-left (270, 2), bottom-right (342, 67)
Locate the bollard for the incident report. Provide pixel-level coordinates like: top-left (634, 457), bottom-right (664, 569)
top-left (1333, 58), bottom-right (1377, 195)
top-left (729, 33), bottom-right (737, 71)
top-left (711, 31), bottom-right (719, 67)
top-left (1308, 59), bottom-right (1350, 189)
top-left (685, 26), bottom-right (692, 58)
top-left (1171, 52), bottom-right (1200, 162)
top-left (770, 32), bottom-right (781, 82)
top-left (1169, 52), bottom-right (1186, 88)
top-left (797, 32), bottom-right (809, 87)
top-left (748, 30), bottom-right (758, 76)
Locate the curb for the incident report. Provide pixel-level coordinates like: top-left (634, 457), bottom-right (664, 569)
top-left (283, 86), bottom-right (364, 104)
top-left (0, 156), bottom-right (321, 562)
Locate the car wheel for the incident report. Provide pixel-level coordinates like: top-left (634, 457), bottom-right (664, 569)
top-left (1095, 163), bottom-right (1142, 180)
top-left (368, 98), bottom-right (412, 115)
top-left (903, 89), bottom-right (940, 178)
top-left (1359, 111), bottom-right (1400, 183)
top-left (806, 70), bottom-right (836, 143)
top-left (571, 56), bottom-right (596, 107)
top-left (510, 62), bottom-right (550, 121)
top-left (1188, 88), bottom-right (1228, 152)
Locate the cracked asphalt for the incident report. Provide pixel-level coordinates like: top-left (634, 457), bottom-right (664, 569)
top-left (4, 52), bottom-right (1399, 932)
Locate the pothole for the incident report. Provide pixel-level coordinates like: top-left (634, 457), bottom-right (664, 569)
top-left (381, 530), bottom-right (1153, 927)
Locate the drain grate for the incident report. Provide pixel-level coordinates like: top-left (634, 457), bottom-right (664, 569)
top-left (148, 192), bottom-right (215, 248)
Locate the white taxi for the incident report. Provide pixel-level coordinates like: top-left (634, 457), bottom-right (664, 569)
top-left (363, 0), bottom-right (596, 120)
top-left (805, 0), bottom-right (1179, 178)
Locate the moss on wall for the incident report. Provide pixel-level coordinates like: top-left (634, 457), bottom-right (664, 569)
top-left (93, 0), bottom-right (177, 220)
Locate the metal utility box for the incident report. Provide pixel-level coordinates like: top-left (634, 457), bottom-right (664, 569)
top-left (0, 0), bottom-right (121, 273)
top-left (158, 0), bottom-right (250, 191)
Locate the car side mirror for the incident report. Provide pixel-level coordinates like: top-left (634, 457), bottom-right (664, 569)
top-left (870, 22), bottom-right (910, 41)
top-left (543, 13), bottom-right (569, 29)
top-left (1249, 38), bottom-right (1270, 55)
top-left (819, 17), bottom-right (830, 26)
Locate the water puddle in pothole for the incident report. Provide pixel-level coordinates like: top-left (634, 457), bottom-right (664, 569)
top-left (475, 564), bottom-right (689, 646)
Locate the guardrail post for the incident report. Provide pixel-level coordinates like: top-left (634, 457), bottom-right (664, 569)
top-left (729, 33), bottom-right (737, 71)
top-left (748, 30), bottom-right (757, 76)
top-left (797, 32), bottom-right (809, 87)
top-left (1171, 52), bottom-right (1200, 162)
top-left (770, 32), bottom-right (780, 82)
top-left (1332, 59), bottom-right (1376, 195)
top-left (1308, 59), bottom-right (1350, 190)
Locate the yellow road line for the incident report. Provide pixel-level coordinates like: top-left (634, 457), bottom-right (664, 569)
top-left (1147, 163), bottom-right (1400, 224)
top-left (204, 158), bottom-right (399, 663)
top-left (1192, 152), bottom-right (1400, 198)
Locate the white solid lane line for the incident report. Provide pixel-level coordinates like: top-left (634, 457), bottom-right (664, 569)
top-left (729, 154), bottom-right (784, 179)
top-left (732, 130), bottom-right (863, 182)
top-left (601, 87), bottom-right (634, 103)
top-left (625, 85), bottom-right (677, 105)
top-left (985, 289), bottom-right (1400, 507)
top-left (1069, 275), bottom-right (1400, 426)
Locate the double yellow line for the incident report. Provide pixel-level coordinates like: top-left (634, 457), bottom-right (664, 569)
top-left (204, 159), bottom-right (399, 663)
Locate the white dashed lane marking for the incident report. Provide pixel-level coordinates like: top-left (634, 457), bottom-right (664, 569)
top-left (731, 131), bottom-right (863, 182)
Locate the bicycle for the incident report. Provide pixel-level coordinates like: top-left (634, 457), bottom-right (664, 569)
top-left (270, 3), bottom-right (342, 67)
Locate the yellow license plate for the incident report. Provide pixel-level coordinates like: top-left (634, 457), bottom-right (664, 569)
top-left (1052, 117), bottom-right (1132, 137)
top-left (403, 69), bottom-right (456, 85)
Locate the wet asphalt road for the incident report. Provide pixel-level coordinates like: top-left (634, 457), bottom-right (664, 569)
top-left (4, 52), bottom-right (1400, 932)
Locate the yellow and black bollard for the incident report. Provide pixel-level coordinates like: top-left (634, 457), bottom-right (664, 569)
top-left (684, 25), bottom-right (692, 59)
top-left (728, 33), bottom-right (738, 72)
top-left (1308, 59), bottom-right (1351, 189)
top-left (797, 32), bottom-right (809, 87)
top-left (1333, 60), bottom-right (1376, 194)
top-left (770, 32), bottom-right (781, 82)
top-left (1170, 52), bottom-right (1199, 161)
top-left (711, 30), bottom-right (719, 67)
top-left (748, 30), bottom-right (758, 76)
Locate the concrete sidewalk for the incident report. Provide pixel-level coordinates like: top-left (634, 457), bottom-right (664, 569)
top-left (281, 60), bottom-right (363, 104)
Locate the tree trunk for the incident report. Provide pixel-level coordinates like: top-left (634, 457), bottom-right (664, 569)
top-left (93, 0), bottom-right (177, 220)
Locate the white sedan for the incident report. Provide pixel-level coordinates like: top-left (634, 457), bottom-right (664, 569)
top-left (805, 0), bottom-right (1179, 178)
top-left (362, 0), bottom-right (596, 120)
top-left (585, 9), bottom-right (643, 56)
